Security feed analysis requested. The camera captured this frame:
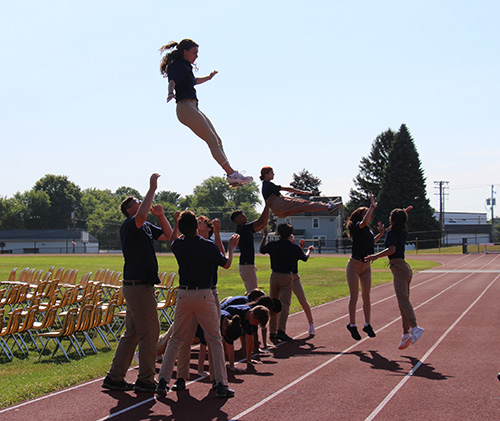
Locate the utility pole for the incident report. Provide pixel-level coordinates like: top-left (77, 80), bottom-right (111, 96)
top-left (434, 181), bottom-right (449, 242)
top-left (486, 185), bottom-right (496, 241)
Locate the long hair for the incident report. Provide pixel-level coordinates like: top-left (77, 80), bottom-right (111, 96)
top-left (346, 207), bottom-right (368, 239)
top-left (159, 39), bottom-right (199, 77)
top-left (389, 208), bottom-right (408, 232)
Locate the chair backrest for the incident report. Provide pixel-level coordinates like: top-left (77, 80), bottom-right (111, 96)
top-left (1, 284), bottom-right (20, 306)
top-left (18, 305), bottom-right (39, 332)
top-left (75, 304), bottom-right (94, 332)
top-left (25, 268), bottom-right (36, 284)
top-left (0, 289), bottom-right (5, 303)
top-left (35, 304), bottom-right (60, 330)
top-left (42, 271), bottom-right (53, 282)
top-left (69, 270), bottom-right (79, 286)
top-left (0, 309), bottom-right (4, 331)
top-left (53, 267), bottom-right (65, 281)
top-left (100, 299), bottom-right (117, 326)
top-left (8, 268), bottom-right (17, 282)
top-left (43, 280), bottom-right (59, 298)
top-left (32, 269), bottom-right (43, 285)
top-left (165, 272), bottom-right (176, 288)
top-left (110, 271), bottom-right (122, 286)
top-left (15, 283), bottom-right (30, 305)
top-left (58, 307), bottom-right (79, 336)
top-left (90, 303), bottom-right (104, 329)
top-left (93, 269), bottom-right (104, 283)
top-left (0, 308), bottom-right (23, 336)
top-left (58, 288), bottom-right (74, 308)
top-left (34, 280), bottom-right (49, 296)
top-left (17, 268), bottom-right (30, 283)
top-left (164, 286), bottom-right (179, 306)
top-left (79, 272), bottom-right (92, 288)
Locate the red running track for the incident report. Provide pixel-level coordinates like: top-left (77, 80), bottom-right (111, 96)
top-left (1, 253), bottom-right (500, 420)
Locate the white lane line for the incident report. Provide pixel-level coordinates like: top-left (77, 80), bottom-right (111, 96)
top-left (364, 274), bottom-right (500, 421)
top-left (229, 270), bottom-right (486, 420)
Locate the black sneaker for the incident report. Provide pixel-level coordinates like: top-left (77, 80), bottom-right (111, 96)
top-left (269, 333), bottom-right (277, 339)
top-left (215, 383), bottom-right (235, 398)
top-left (155, 378), bottom-right (169, 396)
top-left (171, 378), bottom-right (186, 391)
top-left (134, 380), bottom-right (157, 393)
top-left (363, 324), bottom-right (376, 338)
top-left (276, 330), bottom-right (293, 341)
top-left (212, 380), bottom-right (218, 390)
top-left (102, 376), bottom-right (134, 391)
top-left (346, 324), bottom-right (361, 340)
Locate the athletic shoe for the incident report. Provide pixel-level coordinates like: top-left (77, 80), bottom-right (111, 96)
top-left (171, 378), bottom-right (186, 391)
top-left (398, 333), bottom-right (412, 350)
top-left (155, 378), bottom-right (169, 396)
top-left (212, 380), bottom-right (218, 390)
top-left (269, 333), bottom-right (278, 339)
top-left (497, 373), bottom-right (500, 382)
top-left (309, 322), bottom-right (316, 336)
top-left (102, 376), bottom-right (134, 391)
top-left (134, 380), bottom-right (157, 393)
top-left (363, 324), bottom-right (376, 338)
top-left (346, 324), bottom-right (361, 341)
top-left (276, 330), bottom-right (293, 341)
top-left (227, 171), bottom-right (253, 187)
top-left (215, 383), bottom-right (235, 398)
top-left (328, 199), bottom-right (342, 214)
top-left (410, 326), bottom-right (424, 344)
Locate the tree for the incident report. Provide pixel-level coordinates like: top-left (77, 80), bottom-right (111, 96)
top-left (290, 169), bottom-right (322, 197)
top-left (374, 124), bottom-right (441, 248)
top-left (15, 190), bottom-right (52, 229)
top-left (115, 186), bottom-right (142, 200)
top-left (33, 175), bottom-right (82, 229)
top-left (0, 196), bottom-right (26, 229)
top-left (189, 177), bottom-right (261, 230)
top-left (346, 129), bottom-right (395, 215)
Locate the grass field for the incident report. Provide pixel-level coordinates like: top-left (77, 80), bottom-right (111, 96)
top-left (0, 252), bottom-right (441, 408)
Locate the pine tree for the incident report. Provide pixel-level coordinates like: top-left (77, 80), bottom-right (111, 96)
top-left (290, 169), bottom-right (322, 197)
top-left (346, 129), bottom-right (395, 215)
top-left (374, 124), bottom-right (441, 248)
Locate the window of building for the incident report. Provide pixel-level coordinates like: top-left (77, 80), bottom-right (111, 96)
top-left (312, 218), bottom-right (319, 229)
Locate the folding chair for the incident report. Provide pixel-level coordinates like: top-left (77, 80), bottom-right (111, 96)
top-left (31, 304), bottom-right (60, 347)
top-left (0, 309), bottom-right (14, 360)
top-left (157, 286), bottom-right (178, 325)
top-left (0, 308), bottom-right (26, 358)
top-left (15, 304), bottom-right (40, 352)
top-left (38, 307), bottom-right (80, 362)
top-left (99, 299), bottom-right (119, 342)
top-left (0, 284), bottom-right (21, 310)
top-left (156, 272), bottom-right (177, 300)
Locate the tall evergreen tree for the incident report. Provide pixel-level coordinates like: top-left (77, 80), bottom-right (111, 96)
top-left (374, 124), bottom-right (441, 248)
top-left (290, 169), bottom-right (322, 197)
top-left (346, 129), bottom-right (395, 215)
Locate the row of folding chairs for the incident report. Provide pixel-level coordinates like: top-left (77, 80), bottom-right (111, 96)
top-left (0, 295), bottom-right (125, 362)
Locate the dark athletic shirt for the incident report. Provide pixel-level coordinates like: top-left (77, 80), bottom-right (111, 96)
top-left (261, 238), bottom-right (308, 273)
top-left (236, 222), bottom-right (256, 265)
top-left (384, 229), bottom-right (408, 260)
top-left (167, 59), bottom-right (197, 102)
top-left (351, 222), bottom-right (375, 259)
top-left (120, 217), bottom-right (163, 284)
top-left (262, 180), bottom-right (281, 201)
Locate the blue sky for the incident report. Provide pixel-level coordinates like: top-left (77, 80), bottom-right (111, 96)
top-left (1, 1), bottom-right (498, 217)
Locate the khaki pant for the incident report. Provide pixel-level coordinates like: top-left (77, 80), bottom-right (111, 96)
top-left (107, 284), bottom-right (160, 385)
top-left (269, 272), bottom-right (293, 334)
top-left (390, 258), bottom-right (416, 333)
top-left (239, 264), bottom-right (258, 293)
top-left (158, 288), bottom-right (227, 386)
top-left (267, 194), bottom-right (329, 218)
top-left (176, 99), bottom-right (229, 168)
top-left (345, 258), bottom-right (372, 325)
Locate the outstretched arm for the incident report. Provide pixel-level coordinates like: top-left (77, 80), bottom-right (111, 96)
top-left (151, 204), bottom-right (173, 241)
top-left (135, 173), bottom-right (159, 229)
top-left (169, 211), bottom-right (181, 246)
top-left (212, 218), bottom-right (225, 253)
top-left (360, 194), bottom-right (377, 229)
top-left (196, 71), bottom-right (218, 84)
top-left (252, 202), bottom-right (270, 232)
top-left (223, 234), bottom-right (240, 269)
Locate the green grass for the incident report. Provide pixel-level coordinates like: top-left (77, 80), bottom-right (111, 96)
top-left (0, 252), bottom-right (441, 408)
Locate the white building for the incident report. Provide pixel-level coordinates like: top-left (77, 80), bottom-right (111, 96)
top-left (433, 212), bottom-right (491, 245)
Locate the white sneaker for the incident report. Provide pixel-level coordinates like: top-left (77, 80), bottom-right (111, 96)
top-left (410, 326), bottom-right (424, 344)
top-left (308, 322), bottom-right (315, 335)
top-left (227, 171), bottom-right (253, 187)
top-left (398, 333), bottom-right (412, 350)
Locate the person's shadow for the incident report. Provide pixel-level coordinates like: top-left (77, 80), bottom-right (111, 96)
top-left (403, 355), bottom-right (453, 380)
top-left (155, 389), bottom-right (229, 421)
top-left (352, 350), bottom-right (404, 374)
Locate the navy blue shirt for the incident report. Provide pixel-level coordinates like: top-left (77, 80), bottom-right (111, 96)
top-left (120, 217), bottom-right (163, 284)
top-left (261, 238), bottom-right (308, 273)
top-left (384, 229), bottom-right (408, 260)
top-left (171, 235), bottom-right (228, 288)
top-left (224, 304), bottom-right (256, 335)
top-left (167, 59), bottom-right (197, 102)
top-left (236, 222), bottom-right (256, 265)
top-left (262, 180), bottom-right (281, 201)
top-left (351, 222), bottom-right (375, 259)
top-left (221, 295), bottom-right (249, 310)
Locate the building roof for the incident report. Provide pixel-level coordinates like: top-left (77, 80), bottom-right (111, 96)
top-left (0, 229), bottom-right (98, 242)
